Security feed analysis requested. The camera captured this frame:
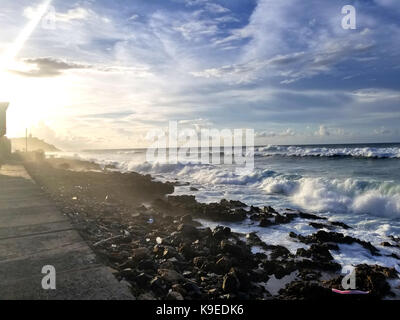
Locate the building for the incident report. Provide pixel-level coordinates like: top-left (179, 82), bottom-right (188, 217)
top-left (0, 102), bottom-right (11, 161)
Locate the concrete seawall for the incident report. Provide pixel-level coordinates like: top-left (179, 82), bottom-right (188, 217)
top-left (0, 164), bottom-right (135, 300)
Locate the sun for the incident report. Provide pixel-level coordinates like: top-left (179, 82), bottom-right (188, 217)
top-left (0, 71), bottom-right (68, 137)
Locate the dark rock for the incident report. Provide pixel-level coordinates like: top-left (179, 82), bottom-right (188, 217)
top-left (178, 243), bottom-right (196, 259)
top-left (297, 244), bottom-right (334, 261)
top-left (158, 268), bottom-right (184, 283)
top-left (138, 259), bottom-right (157, 271)
top-left (263, 206), bottom-right (277, 213)
top-left (259, 218), bottom-right (273, 227)
top-left (291, 231), bottom-right (380, 256)
top-left (166, 290), bottom-right (184, 300)
top-left (163, 246), bottom-right (179, 259)
top-left (180, 214), bottom-right (193, 224)
top-left (215, 256), bottom-right (232, 274)
top-left (324, 264), bottom-right (398, 299)
top-left (171, 284), bottom-right (187, 296)
top-left (220, 240), bottom-right (243, 256)
top-left (309, 222), bottom-right (332, 230)
top-left (274, 214), bottom-right (295, 225)
top-left (269, 245), bottom-right (291, 260)
top-left (183, 281), bottom-right (202, 297)
top-left (222, 272), bottom-right (240, 293)
top-left (177, 223), bottom-right (199, 237)
top-left (330, 221), bottom-right (352, 229)
top-left (150, 276), bottom-right (167, 295)
top-left (135, 272), bottom-right (152, 287)
top-left (279, 281), bottom-right (333, 300)
top-left (212, 226), bottom-right (231, 239)
top-left (299, 212), bottom-right (327, 220)
top-left (132, 247), bottom-right (150, 260)
top-left (193, 256), bottom-right (208, 268)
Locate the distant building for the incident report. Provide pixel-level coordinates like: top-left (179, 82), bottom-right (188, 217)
top-left (0, 102), bottom-right (11, 160)
top-left (0, 102), bottom-right (9, 137)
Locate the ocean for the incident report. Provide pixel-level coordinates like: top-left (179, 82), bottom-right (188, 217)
top-left (50, 143), bottom-right (400, 274)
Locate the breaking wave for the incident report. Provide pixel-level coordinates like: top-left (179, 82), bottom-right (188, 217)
top-left (256, 145), bottom-right (400, 158)
top-left (126, 161), bottom-right (400, 219)
top-left (261, 176), bottom-right (400, 218)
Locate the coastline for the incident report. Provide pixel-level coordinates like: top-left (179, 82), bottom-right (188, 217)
top-left (23, 156), bottom-right (400, 300)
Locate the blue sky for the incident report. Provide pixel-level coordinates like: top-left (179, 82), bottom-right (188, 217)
top-left (0, 0), bottom-right (399, 149)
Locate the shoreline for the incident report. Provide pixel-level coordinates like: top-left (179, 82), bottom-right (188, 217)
top-left (23, 156), bottom-right (400, 300)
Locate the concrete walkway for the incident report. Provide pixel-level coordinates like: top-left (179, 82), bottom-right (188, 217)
top-left (0, 164), bottom-right (134, 300)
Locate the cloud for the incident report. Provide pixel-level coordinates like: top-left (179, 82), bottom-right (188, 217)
top-left (316, 125), bottom-right (330, 136)
top-left (256, 128), bottom-right (297, 138)
top-left (11, 57), bottom-right (88, 77)
top-left (24, 6), bottom-right (90, 23)
top-left (2, 0), bottom-right (400, 147)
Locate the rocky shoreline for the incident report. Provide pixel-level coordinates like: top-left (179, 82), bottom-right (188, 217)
top-left (23, 156), bottom-right (400, 300)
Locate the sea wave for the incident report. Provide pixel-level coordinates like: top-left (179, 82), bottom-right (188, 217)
top-left (126, 161), bottom-right (400, 218)
top-left (261, 176), bottom-right (400, 218)
top-left (256, 145), bottom-right (400, 158)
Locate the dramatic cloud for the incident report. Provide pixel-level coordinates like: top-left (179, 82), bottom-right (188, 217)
top-left (1, 0), bottom-right (399, 148)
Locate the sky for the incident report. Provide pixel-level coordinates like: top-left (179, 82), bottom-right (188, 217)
top-left (0, 0), bottom-right (399, 149)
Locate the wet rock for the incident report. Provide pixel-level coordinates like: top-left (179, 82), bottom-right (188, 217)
top-left (178, 243), bottom-right (196, 259)
top-left (291, 231), bottom-right (380, 256)
top-left (263, 206), bottom-right (277, 214)
top-left (158, 268), bottom-right (184, 283)
top-left (274, 213), bottom-right (295, 224)
top-left (150, 276), bottom-right (167, 295)
top-left (259, 218), bottom-right (273, 227)
top-left (324, 264), bottom-right (398, 299)
top-left (202, 203), bottom-right (247, 222)
top-left (279, 281), bottom-right (333, 300)
top-left (171, 283), bottom-right (187, 296)
top-left (297, 244), bottom-right (334, 261)
top-left (299, 212), bottom-right (326, 220)
top-left (193, 256), bottom-right (208, 269)
top-left (220, 199), bottom-right (247, 209)
top-left (137, 292), bottom-right (156, 300)
top-left (166, 290), bottom-right (184, 300)
top-left (183, 281), bottom-right (202, 297)
top-left (163, 246), bottom-right (179, 259)
top-left (330, 221), bottom-right (352, 229)
top-left (180, 214), bottom-right (193, 224)
top-left (135, 272), bottom-right (152, 287)
top-left (212, 226), bottom-right (231, 239)
top-left (215, 256), bottom-right (232, 274)
top-left (222, 272), bottom-right (240, 293)
top-left (245, 232), bottom-right (262, 245)
top-left (262, 261), bottom-right (293, 279)
top-left (177, 224), bottom-right (199, 238)
top-left (220, 240), bottom-right (243, 256)
top-left (153, 244), bottom-right (164, 257)
top-left (132, 247), bottom-right (150, 260)
top-left (269, 245), bottom-right (291, 260)
top-left (137, 259), bottom-right (157, 271)
top-left (229, 268), bottom-right (251, 291)
top-left (309, 222), bottom-right (332, 230)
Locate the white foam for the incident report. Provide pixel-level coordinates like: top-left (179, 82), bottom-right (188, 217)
top-left (260, 176), bottom-right (400, 219)
top-left (256, 145), bottom-right (400, 158)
